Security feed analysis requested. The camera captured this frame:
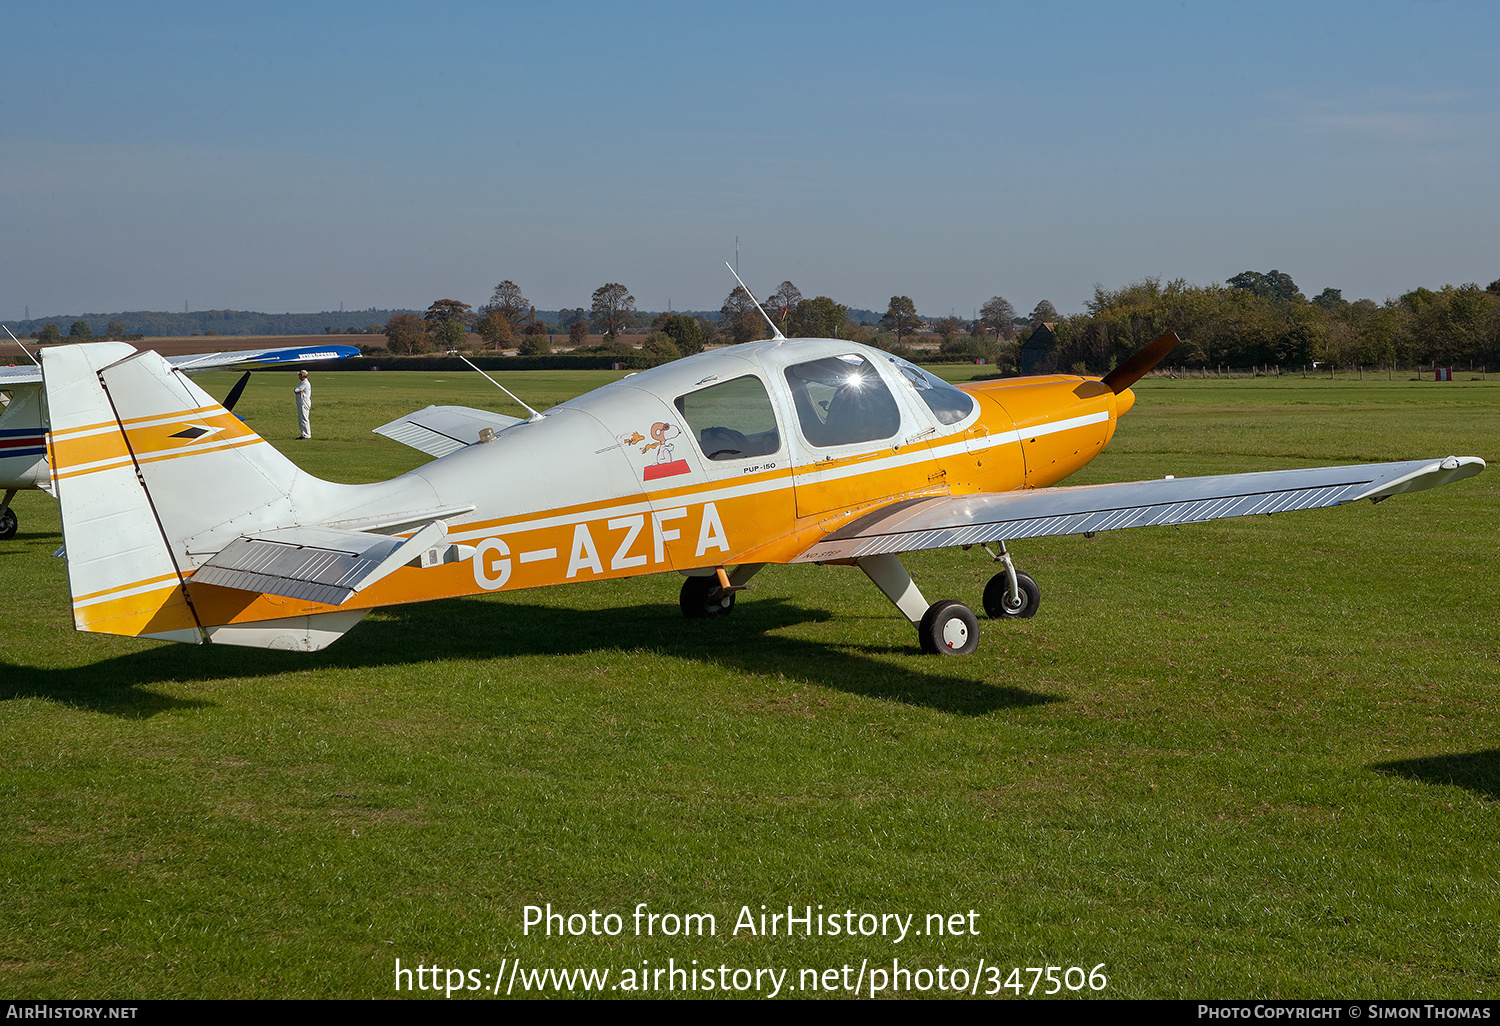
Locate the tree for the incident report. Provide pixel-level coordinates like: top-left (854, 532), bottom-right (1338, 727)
top-left (478, 310), bottom-right (514, 350)
top-left (880, 296), bottom-right (921, 343)
top-left (933, 315), bottom-right (963, 343)
top-left (979, 296), bottom-right (1017, 338)
top-left (1312, 287), bottom-right (1348, 311)
top-left (384, 313), bottom-right (431, 354)
top-left (486, 281), bottom-right (529, 328)
top-left (591, 283), bottom-right (635, 339)
top-left (652, 312), bottom-right (706, 355)
top-left (518, 327), bottom-right (552, 357)
top-left (641, 332), bottom-right (681, 362)
top-left (105, 320), bottom-right (125, 339)
top-left (788, 296), bottom-right (848, 339)
top-left (720, 286), bottom-right (766, 345)
top-left (1227, 270), bottom-right (1303, 303)
top-left (434, 319), bottom-right (469, 350)
top-left (1029, 300), bottom-right (1059, 324)
top-left (37, 323), bottom-right (61, 344)
top-left (424, 299), bottom-right (475, 331)
top-left (69, 320), bottom-right (93, 339)
top-left (768, 281), bottom-right (802, 332)
top-left (568, 320), bottom-right (590, 346)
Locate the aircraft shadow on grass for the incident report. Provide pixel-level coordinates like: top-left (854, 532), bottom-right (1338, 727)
top-left (1370, 750), bottom-right (1500, 802)
top-left (2, 595), bottom-right (1064, 719)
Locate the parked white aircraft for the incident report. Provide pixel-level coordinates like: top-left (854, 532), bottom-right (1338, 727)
top-left (32, 330), bottom-right (1482, 654)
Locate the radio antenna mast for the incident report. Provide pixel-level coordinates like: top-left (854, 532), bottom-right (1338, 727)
top-left (3, 325), bottom-right (39, 366)
top-left (724, 261), bottom-right (784, 342)
top-left (458, 355), bottom-right (545, 422)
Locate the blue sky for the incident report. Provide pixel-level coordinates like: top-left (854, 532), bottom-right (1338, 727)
top-left (4, 1), bottom-right (1497, 319)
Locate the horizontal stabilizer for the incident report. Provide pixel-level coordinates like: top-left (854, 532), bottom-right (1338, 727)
top-left (373, 405), bottom-right (524, 458)
top-left (191, 521), bottom-right (451, 606)
top-left (794, 456), bottom-right (1485, 563)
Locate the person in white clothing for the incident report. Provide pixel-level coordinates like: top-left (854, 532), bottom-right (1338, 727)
top-left (293, 370), bottom-right (312, 439)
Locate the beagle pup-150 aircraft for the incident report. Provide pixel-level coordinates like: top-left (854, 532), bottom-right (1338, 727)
top-left (33, 304), bottom-right (1482, 654)
top-left (0, 336), bottom-right (359, 540)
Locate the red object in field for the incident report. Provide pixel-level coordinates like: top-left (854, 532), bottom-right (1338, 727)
top-left (1436, 367), bottom-right (1453, 381)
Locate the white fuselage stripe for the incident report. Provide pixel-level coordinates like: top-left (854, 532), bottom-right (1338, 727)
top-left (444, 410), bottom-right (1107, 543)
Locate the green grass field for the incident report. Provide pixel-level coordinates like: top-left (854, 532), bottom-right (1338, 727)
top-left (2, 368), bottom-right (1496, 999)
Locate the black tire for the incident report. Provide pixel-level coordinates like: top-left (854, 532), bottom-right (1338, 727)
top-left (680, 574), bottom-right (735, 619)
top-left (0, 507), bottom-right (16, 541)
top-left (918, 600), bottom-right (980, 655)
top-left (983, 570), bottom-right (1039, 619)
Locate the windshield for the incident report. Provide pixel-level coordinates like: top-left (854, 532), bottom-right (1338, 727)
top-left (887, 356), bottom-right (975, 425)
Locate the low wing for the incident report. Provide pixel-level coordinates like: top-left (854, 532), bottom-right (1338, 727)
top-left (166, 343), bottom-right (361, 371)
top-left (0, 365), bottom-right (42, 385)
top-left (793, 456), bottom-right (1485, 563)
top-left (1, 343), bottom-right (360, 385)
top-left (372, 405), bottom-right (525, 458)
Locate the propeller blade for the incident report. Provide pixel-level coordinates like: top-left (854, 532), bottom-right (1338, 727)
top-left (1100, 331), bottom-right (1181, 394)
top-left (223, 370), bottom-right (252, 411)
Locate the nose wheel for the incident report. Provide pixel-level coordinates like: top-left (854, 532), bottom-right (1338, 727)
top-left (984, 569), bottom-right (1039, 619)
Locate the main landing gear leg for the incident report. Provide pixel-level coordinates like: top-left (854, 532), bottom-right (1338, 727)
top-left (0, 489), bottom-right (17, 541)
top-left (857, 553), bottom-right (979, 656)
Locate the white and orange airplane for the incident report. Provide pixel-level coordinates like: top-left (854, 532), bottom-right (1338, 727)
top-left (1, 339), bottom-right (358, 540)
top-left (35, 325), bottom-right (1482, 654)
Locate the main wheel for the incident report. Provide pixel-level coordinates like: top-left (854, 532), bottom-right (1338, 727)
top-left (983, 570), bottom-right (1039, 619)
top-left (0, 507), bottom-right (16, 541)
top-left (680, 574), bottom-right (735, 618)
top-left (918, 600), bottom-right (980, 655)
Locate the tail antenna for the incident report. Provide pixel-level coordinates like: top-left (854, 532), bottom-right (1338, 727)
top-left (724, 261), bottom-right (785, 341)
top-left (3, 325), bottom-right (40, 366)
top-left (457, 355), bottom-right (546, 422)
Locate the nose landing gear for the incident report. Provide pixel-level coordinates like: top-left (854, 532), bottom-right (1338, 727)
top-left (980, 540), bottom-right (1040, 620)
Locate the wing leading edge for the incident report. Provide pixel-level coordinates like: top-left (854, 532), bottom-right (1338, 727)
top-left (793, 456), bottom-right (1484, 563)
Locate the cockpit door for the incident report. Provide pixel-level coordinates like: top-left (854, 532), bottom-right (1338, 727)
top-left (778, 353), bottom-right (938, 519)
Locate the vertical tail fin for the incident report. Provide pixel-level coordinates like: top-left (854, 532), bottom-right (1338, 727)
top-left (44, 343), bottom-right (336, 644)
top-left (43, 343), bottom-right (202, 641)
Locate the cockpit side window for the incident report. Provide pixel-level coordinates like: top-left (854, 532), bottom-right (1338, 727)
top-left (674, 375), bottom-right (781, 461)
top-left (887, 356), bottom-right (976, 425)
top-left (783, 354), bottom-right (901, 448)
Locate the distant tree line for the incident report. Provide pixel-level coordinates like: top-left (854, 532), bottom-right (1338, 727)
top-left (1032, 273), bottom-right (1500, 374)
top-left (19, 270), bottom-right (1499, 374)
top-left (5, 309), bottom-right (414, 339)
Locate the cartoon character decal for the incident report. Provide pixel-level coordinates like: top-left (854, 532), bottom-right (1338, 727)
top-left (618, 422), bottom-right (690, 480)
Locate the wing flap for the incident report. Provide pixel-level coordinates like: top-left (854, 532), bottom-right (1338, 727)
top-left (190, 521), bottom-right (448, 605)
top-left (373, 405), bottom-right (525, 458)
top-left (794, 457), bottom-right (1484, 563)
